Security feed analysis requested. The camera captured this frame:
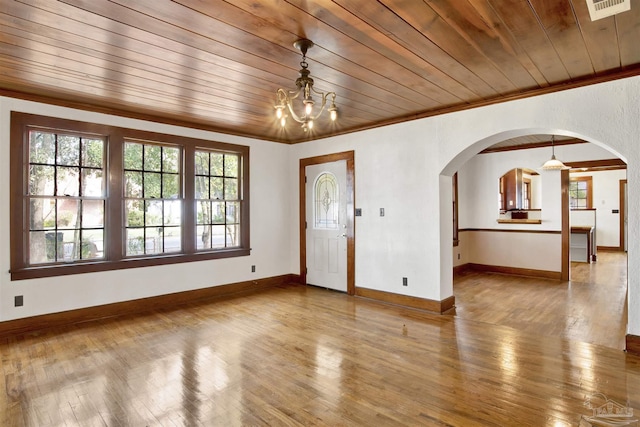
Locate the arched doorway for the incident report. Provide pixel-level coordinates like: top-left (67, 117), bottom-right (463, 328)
top-left (440, 130), bottom-right (628, 348)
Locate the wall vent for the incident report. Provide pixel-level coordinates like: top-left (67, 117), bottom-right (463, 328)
top-left (586, 0), bottom-right (630, 21)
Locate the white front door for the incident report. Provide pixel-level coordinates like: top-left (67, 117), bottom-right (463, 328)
top-left (305, 160), bottom-right (347, 292)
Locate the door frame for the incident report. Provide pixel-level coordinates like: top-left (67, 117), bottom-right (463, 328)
top-left (300, 151), bottom-right (355, 295)
top-left (620, 179), bottom-right (627, 251)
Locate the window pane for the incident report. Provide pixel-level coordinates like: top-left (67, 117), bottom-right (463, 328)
top-left (145, 200), bottom-right (163, 226)
top-left (57, 199), bottom-right (79, 229)
top-left (30, 198), bottom-right (56, 230)
top-left (125, 171), bottom-right (142, 198)
top-left (163, 147), bottom-right (180, 173)
top-left (226, 225), bottom-right (240, 247)
top-left (57, 166), bottom-right (80, 196)
top-left (29, 165), bottom-right (55, 196)
top-left (226, 202), bottom-right (239, 223)
top-left (225, 154), bottom-right (238, 177)
top-left (81, 229), bottom-right (104, 259)
top-left (29, 230), bottom-right (52, 264)
top-left (57, 135), bottom-right (80, 166)
top-left (82, 138), bottom-right (104, 168)
top-left (82, 168), bottom-right (104, 197)
top-left (210, 177), bottom-right (223, 199)
top-left (314, 173), bottom-right (339, 229)
top-left (212, 201), bottom-right (225, 224)
top-left (124, 142), bottom-right (142, 170)
top-left (126, 228), bottom-right (145, 256)
top-left (29, 131), bottom-right (56, 164)
top-left (144, 145), bottom-right (162, 172)
top-left (82, 200), bottom-right (104, 228)
top-left (197, 225), bottom-right (211, 249)
top-left (125, 200), bottom-right (144, 227)
top-left (211, 153), bottom-right (224, 176)
top-left (224, 178), bottom-right (238, 200)
top-left (145, 227), bottom-right (163, 254)
top-left (195, 151), bottom-right (209, 175)
top-left (195, 176), bottom-right (209, 199)
top-left (211, 225), bottom-right (226, 249)
top-left (164, 200), bottom-right (181, 226)
top-left (196, 201), bottom-right (211, 225)
top-left (163, 227), bottom-right (181, 253)
top-left (162, 174), bottom-right (180, 198)
top-left (144, 172), bottom-right (161, 198)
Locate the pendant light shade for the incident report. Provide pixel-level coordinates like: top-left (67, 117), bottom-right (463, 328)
top-left (541, 136), bottom-right (570, 170)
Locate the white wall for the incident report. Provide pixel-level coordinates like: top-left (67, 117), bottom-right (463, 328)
top-left (289, 75), bottom-right (640, 336)
top-left (0, 97), bottom-right (292, 321)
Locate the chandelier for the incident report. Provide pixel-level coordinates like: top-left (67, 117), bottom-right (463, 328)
top-left (275, 39), bottom-right (337, 132)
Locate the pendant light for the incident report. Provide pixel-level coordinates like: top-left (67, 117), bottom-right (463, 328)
top-left (541, 135), bottom-right (570, 170)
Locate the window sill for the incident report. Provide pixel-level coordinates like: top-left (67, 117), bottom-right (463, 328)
top-left (10, 248), bottom-right (251, 280)
top-left (496, 219), bottom-right (542, 224)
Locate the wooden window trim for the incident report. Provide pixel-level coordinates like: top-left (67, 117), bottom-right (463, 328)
top-left (10, 112), bottom-right (250, 280)
top-left (569, 176), bottom-right (593, 209)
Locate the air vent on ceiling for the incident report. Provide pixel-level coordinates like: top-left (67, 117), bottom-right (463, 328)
top-left (586, 0), bottom-right (630, 21)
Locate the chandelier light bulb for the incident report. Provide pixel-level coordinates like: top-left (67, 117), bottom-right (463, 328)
top-left (280, 116), bottom-right (286, 127)
top-left (276, 106), bottom-right (283, 119)
top-left (329, 106), bottom-right (337, 121)
top-left (307, 119), bottom-right (314, 130)
top-left (304, 100), bottom-right (313, 116)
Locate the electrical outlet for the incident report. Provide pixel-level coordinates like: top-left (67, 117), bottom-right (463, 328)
top-left (251, 265), bottom-right (256, 273)
top-left (15, 295), bottom-right (23, 307)
top-left (402, 277), bottom-right (408, 286)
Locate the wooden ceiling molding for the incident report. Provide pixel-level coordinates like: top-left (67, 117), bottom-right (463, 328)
top-left (1, 0), bottom-right (639, 143)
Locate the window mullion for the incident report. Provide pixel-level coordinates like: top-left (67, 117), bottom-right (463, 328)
top-left (183, 145), bottom-right (196, 254)
top-left (108, 129), bottom-right (125, 262)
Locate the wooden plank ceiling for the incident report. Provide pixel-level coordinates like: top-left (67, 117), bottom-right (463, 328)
top-left (1, 0), bottom-right (639, 144)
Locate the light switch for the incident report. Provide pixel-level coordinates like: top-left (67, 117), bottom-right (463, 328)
top-left (380, 208), bottom-right (385, 217)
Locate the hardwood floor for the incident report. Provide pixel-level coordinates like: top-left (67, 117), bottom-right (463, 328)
top-left (453, 251), bottom-right (628, 350)
top-left (2, 256), bottom-right (639, 426)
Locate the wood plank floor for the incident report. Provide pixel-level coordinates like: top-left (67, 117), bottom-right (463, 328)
top-left (453, 251), bottom-right (628, 350)
top-left (2, 254), bottom-right (638, 426)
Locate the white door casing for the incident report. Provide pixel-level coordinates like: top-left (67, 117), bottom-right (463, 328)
top-left (305, 160), bottom-right (347, 291)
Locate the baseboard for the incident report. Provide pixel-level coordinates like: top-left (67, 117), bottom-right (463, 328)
top-left (453, 264), bottom-right (470, 277)
top-left (355, 287), bottom-right (455, 314)
top-left (626, 334), bottom-right (640, 355)
top-left (466, 263), bottom-right (561, 280)
top-left (0, 274), bottom-right (301, 337)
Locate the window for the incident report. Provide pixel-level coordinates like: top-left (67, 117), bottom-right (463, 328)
top-left (26, 130), bottom-right (106, 264)
top-left (124, 142), bottom-right (182, 256)
top-left (314, 172), bottom-right (339, 229)
top-left (522, 178), bottom-right (531, 209)
top-left (195, 150), bottom-right (241, 250)
top-left (10, 113), bottom-right (250, 280)
top-left (569, 176), bottom-right (593, 209)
